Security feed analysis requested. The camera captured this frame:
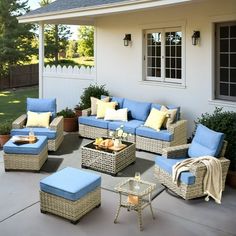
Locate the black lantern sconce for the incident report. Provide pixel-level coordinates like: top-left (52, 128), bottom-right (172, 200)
top-left (123, 34), bottom-right (131, 46)
top-left (192, 31), bottom-right (200, 46)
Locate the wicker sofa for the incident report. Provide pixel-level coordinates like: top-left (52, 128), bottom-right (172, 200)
top-left (79, 97), bottom-right (187, 154)
top-left (11, 98), bottom-right (64, 151)
top-left (154, 124), bottom-right (230, 200)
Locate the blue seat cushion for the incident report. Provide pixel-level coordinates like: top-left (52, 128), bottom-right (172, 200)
top-left (27, 98), bottom-right (57, 119)
top-left (151, 103), bottom-right (181, 121)
top-left (136, 126), bottom-right (173, 141)
top-left (155, 155), bottom-right (195, 185)
top-left (188, 124), bottom-right (225, 158)
top-left (79, 116), bottom-right (109, 129)
top-left (3, 135), bottom-right (47, 155)
top-left (123, 99), bottom-right (151, 121)
top-left (108, 120), bottom-right (144, 134)
top-left (40, 167), bottom-right (101, 201)
top-left (11, 128), bottom-right (56, 140)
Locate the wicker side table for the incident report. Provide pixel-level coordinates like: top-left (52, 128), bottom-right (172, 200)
top-left (81, 140), bottom-right (136, 176)
top-left (114, 178), bottom-right (156, 231)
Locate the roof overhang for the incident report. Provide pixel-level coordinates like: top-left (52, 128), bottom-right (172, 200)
top-left (18, 0), bottom-right (194, 25)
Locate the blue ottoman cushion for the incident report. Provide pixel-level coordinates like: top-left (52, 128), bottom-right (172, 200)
top-left (3, 136), bottom-right (47, 155)
top-left (155, 155), bottom-right (196, 185)
top-left (40, 167), bottom-right (101, 201)
top-left (11, 128), bottom-right (57, 140)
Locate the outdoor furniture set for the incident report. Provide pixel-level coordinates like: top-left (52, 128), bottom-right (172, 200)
top-left (1, 97), bottom-right (231, 230)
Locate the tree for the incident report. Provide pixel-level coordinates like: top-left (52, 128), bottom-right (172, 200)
top-left (40, 0), bottom-right (72, 64)
top-left (0, 0), bottom-right (36, 77)
top-left (67, 40), bottom-right (78, 58)
top-left (77, 26), bottom-right (94, 57)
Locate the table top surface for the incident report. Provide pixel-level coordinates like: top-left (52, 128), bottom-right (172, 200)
top-left (114, 178), bottom-right (156, 196)
top-left (82, 139), bottom-right (134, 154)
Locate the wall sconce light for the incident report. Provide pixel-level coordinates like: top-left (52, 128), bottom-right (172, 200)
top-left (123, 34), bottom-right (131, 46)
top-left (192, 31), bottom-right (200, 46)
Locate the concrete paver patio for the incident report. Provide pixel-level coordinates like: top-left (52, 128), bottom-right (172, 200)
top-left (0, 133), bottom-right (235, 236)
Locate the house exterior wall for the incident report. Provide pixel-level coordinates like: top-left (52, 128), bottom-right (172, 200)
top-left (95, 0), bottom-right (236, 136)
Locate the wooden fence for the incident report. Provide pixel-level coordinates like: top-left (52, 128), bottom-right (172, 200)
top-left (0, 64), bottom-right (39, 90)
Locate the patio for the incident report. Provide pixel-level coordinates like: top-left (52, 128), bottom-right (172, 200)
top-left (0, 133), bottom-right (235, 236)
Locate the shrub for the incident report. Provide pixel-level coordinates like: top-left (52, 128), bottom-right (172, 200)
top-left (195, 107), bottom-right (236, 170)
top-left (57, 107), bottom-right (76, 118)
top-left (0, 121), bottom-right (12, 135)
top-left (78, 84), bottom-right (109, 110)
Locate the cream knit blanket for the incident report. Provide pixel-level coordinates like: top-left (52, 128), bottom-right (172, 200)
top-left (172, 156), bottom-right (222, 204)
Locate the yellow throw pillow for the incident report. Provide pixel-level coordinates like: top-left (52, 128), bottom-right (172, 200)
top-left (96, 101), bottom-right (117, 118)
top-left (144, 108), bottom-right (167, 131)
top-left (90, 96), bottom-right (110, 115)
top-left (160, 106), bottom-right (177, 129)
top-left (26, 111), bottom-right (51, 128)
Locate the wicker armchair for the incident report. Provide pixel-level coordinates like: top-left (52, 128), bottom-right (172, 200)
top-left (11, 98), bottom-right (64, 151)
top-left (154, 125), bottom-right (230, 200)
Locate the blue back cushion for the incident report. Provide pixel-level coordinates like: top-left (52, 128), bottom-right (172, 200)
top-left (188, 124), bottom-right (225, 158)
top-left (111, 97), bottom-right (124, 109)
top-left (27, 98), bottom-right (57, 119)
top-left (123, 99), bottom-right (151, 121)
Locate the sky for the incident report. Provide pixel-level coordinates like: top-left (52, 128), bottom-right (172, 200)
top-left (26, 0), bottom-right (78, 39)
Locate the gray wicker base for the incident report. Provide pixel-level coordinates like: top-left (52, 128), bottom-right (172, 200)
top-left (48, 133), bottom-right (64, 151)
top-left (154, 157), bottom-right (230, 200)
top-left (40, 187), bottom-right (101, 223)
top-left (81, 142), bottom-right (136, 175)
top-left (79, 124), bottom-right (108, 139)
top-left (3, 145), bottom-right (48, 172)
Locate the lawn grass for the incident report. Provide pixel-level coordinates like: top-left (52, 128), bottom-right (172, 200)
top-left (0, 86), bottom-right (39, 123)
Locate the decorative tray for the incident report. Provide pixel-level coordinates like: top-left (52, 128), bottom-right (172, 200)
top-left (12, 136), bottom-right (37, 145)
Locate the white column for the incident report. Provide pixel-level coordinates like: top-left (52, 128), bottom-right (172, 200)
top-left (38, 23), bottom-right (44, 98)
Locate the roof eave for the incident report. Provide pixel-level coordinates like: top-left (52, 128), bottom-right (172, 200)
top-left (18, 0), bottom-right (193, 24)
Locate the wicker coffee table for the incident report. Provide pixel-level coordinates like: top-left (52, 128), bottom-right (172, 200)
top-left (81, 140), bottom-right (136, 176)
top-left (114, 178), bottom-right (156, 231)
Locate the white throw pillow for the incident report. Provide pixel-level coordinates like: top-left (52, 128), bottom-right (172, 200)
top-left (104, 108), bottom-right (128, 122)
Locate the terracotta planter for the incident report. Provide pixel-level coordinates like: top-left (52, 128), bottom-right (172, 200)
top-left (0, 134), bottom-right (11, 147)
top-left (226, 171), bottom-right (236, 189)
top-left (63, 117), bottom-right (78, 132)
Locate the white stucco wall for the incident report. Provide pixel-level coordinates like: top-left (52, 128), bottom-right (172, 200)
top-left (95, 0), bottom-right (236, 136)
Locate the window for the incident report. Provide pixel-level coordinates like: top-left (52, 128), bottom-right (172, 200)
top-left (144, 27), bottom-right (183, 84)
top-left (215, 22), bottom-right (236, 102)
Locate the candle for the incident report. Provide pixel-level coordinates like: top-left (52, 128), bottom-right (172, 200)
top-left (127, 195), bottom-right (138, 205)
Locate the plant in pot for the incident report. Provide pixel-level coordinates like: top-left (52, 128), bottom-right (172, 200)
top-left (0, 121), bottom-right (12, 147)
top-left (195, 107), bottom-right (236, 188)
top-left (57, 107), bottom-right (78, 132)
top-left (75, 84), bottom-right (110, 112)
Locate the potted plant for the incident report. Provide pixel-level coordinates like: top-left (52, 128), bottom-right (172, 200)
top-left (195, 107), bottom-right (236, 188)
top-left (76, 84), bottom-right (110, 111)
top-left (57, 107), bottom-right (78, 132)
top-left (0, 121), bottom-right (12, 147)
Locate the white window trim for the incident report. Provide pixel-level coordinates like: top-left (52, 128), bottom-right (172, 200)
top-left (142, 21), bottom-right (186, 87)
top-left (209, 14), bottom-right (236, 105)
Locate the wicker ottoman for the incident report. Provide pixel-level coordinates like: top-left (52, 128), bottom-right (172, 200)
top-left (40, 167), bottom-right (101, 224)
top-left (3, 136), bottom-right (48, 172)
